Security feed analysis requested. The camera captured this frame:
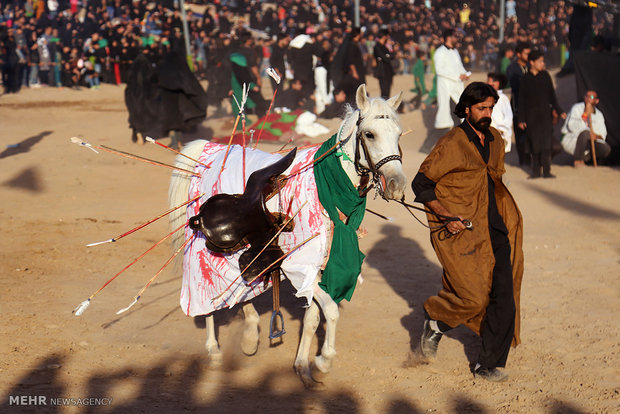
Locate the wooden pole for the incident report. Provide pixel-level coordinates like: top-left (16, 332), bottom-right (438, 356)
top-left (587, 115), bottom-right (597, 167)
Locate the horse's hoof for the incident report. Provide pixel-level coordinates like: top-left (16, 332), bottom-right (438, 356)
top-left (310, 359), bottom-right (330, 385)
top-left (294, 364), bottom-right (322, 389)
top-left (313, 355), bottom-right (332, 374)
top-left (241, 327), bottom-right (259, 356)
top-left (209, 354), bottom-right (223, 368)
top-left (207, 348), bottom-right (224, 367)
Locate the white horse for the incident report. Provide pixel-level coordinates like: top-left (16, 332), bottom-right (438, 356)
top-left (168, 84), bottom-right (405, 387)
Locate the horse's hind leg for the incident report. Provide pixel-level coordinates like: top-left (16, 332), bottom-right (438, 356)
top-left (205, 315), bottom-right (223, 366)
top-left (294, 300), bottom-right (321, 388)
top-left (312, 286), bottom-right (339, 374)
top-left (241, 303), bottom-right (259, 356)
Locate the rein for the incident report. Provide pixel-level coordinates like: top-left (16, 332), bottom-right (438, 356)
top-left (397, 199), bottom-right (473, 240)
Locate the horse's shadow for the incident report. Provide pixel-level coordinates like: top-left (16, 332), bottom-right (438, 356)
top-left (364, 223), bottom-right (480, 363)
top-left (192, 278), bottom-right (310, 348)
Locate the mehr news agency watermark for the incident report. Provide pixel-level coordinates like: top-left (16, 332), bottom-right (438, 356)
top-left (8, 394), bottom-right (113, 407)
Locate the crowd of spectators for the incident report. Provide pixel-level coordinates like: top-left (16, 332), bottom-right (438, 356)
top-left (0, 0), bottom-right (616, 101)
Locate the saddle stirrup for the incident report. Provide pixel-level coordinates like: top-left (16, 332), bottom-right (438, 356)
top-left (269, 270), bottom-right (286, 340)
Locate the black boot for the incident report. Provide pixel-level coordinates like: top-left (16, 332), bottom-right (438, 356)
top-left (420, 319), bottom-right (443, 360)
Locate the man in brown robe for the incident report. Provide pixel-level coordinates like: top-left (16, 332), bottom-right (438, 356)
top-left (411, 82), bottom-right (524, 382)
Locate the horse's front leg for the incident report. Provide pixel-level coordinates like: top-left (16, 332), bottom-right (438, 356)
top-left (312, 285), bottom-right (339, 374)
top-left (204, 314), bottom-right (223, 366)
top-left (294, 299), bottom-right (321, 388)
top-left (241, 302), bottom-right (259, 356)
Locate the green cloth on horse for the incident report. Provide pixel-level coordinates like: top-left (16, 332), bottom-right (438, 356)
top-left (313, 133), bottom-right (367, 303)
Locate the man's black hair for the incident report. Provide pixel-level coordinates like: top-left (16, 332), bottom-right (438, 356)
top-left (487, 72), bottom-right (508, 89)
top-left (528, 49), bottom-right (544, 62)
top-left (454, 82), bottom-right (498, 118)
top-left (515, 41), bottom-right (531, 54)
top-left (442, 28), bottom-right (455, 41)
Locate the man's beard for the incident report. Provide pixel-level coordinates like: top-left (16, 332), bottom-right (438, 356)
top-left (470, 116), bottom-right (492, 131)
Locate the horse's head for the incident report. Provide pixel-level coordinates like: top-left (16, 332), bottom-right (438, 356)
top-left (353, 84), bottom-right (406, 201)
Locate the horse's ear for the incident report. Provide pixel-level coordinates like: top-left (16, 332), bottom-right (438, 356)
top-left (387, 91), bottom-right (403, 111)
top-left (356, 84), bottom-right (370, 112)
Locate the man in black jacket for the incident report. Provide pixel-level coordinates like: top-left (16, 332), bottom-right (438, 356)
top-left (506, 41), bottom-right (530, 165)
top-left (269, 32), bottom-right (289, 93)
top-left (373, 29), bottom-right (395, 99)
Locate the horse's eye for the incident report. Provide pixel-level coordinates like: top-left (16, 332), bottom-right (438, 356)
top-left (364, 131), bottom-right (374, 140)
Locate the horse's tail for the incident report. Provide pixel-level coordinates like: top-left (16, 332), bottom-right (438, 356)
top-left (168, 139), bottom-right (207, 261)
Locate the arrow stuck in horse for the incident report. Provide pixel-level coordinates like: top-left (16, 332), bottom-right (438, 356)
top-left (116, 233), bottom-right (196, 315)
top-left (86, 193), bottom-right (204, 247)
top-left (145, 136), bottom-right (211, 169)
top-left (72, 221), bottom-right (188, 317)
top-left (70, 137), bottom-right (201, 177)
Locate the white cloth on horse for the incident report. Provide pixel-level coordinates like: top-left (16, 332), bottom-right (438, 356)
top-left (182, 141), bottom-right (328, 316)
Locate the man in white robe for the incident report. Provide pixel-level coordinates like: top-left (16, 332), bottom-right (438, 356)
top-left (433, 29), bottom-right (470, 129)
top-left (561, 90), bottom-right (610, 166)
top-left (488, 72), bottom-right (513, 152)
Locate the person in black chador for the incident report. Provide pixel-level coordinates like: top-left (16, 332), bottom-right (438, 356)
top-left (517, 50), bottom-right (565, 179)
top-left (125, 43), bottom-right (207, 149)
top-left (288, 30), bottom-right (317, 99)
top-left (332, 28), bottom-right (366, 104)
top-left (206, 32), bottom-right (233, 118)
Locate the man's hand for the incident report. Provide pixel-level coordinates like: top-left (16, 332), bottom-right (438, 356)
top-left (445, 218), bottom-right (467, 235)
top-left (425, 200), bottom-right (467, 235)
top-left (459, 73), bottom-right (469, 81)
top-left (584, 101), bottom-right (595, 118)
top-left (518, 122), bottom-right (527, 130)
top-left (560, 112), bottom-right (567, 120)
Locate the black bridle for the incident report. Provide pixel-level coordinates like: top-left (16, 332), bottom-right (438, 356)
top-left (353, 112), bottom-right (402, 198)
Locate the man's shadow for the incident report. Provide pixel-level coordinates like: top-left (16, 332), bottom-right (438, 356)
top-left (364, 223), bottom-right (483, 364)
top-left (364, 223), bottom-right (441, 354)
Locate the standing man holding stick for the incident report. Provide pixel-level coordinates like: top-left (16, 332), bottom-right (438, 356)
top-left (411, 82), bottom-right (524, 382)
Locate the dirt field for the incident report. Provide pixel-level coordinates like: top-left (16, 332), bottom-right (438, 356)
top-left (1, 73), bottom-right (618, 413)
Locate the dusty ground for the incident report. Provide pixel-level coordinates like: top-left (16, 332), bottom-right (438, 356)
top-left (1, 72), bottom-right (618, 414)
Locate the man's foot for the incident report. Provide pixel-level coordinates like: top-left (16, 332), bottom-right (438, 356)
top-left (527, 174), bottom-right (541, 180)
top-left (420, 320), bottom-right (443, 360)
top-left (543, 173), bottom-right (556, 179)
top-left (574, 160), bottom-right (585, 168)
top-left (474, 366), bottom-right (509, 382)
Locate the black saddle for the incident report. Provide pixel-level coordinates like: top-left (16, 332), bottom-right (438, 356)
top-left (189, 148), bottom-right (297, 282)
